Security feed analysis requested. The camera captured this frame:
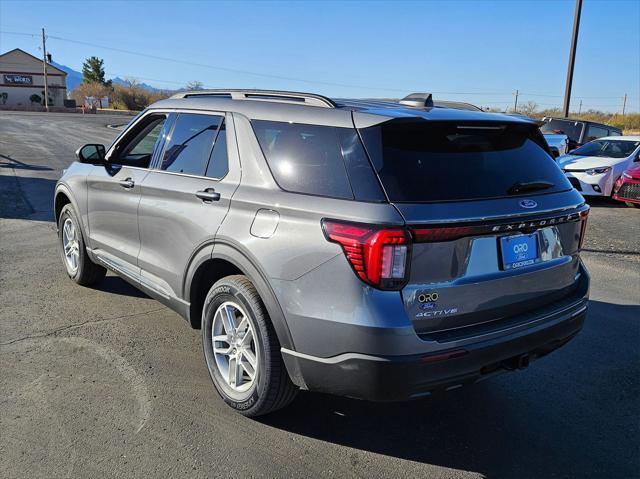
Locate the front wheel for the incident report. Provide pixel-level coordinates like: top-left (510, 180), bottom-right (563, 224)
top-left (202, 275), bottom-right (297, 416)
top-left (58, 204), bottom-right (106, 285)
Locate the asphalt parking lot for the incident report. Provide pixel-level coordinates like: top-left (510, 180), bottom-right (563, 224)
top-left (1, 111), bottom-right (638, 479)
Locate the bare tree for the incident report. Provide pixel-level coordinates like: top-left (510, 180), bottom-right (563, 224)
top-left (123, 77), bottom-right (141, 89)
top-left (185, 80), bottom-right (204, 91)
top-left (516, 101), bottom-right (539, 116)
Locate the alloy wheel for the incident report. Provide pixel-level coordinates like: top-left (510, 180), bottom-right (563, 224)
top-left (212, 301), bottom-right (259, 393)
top-left (62, 217), bottom-right (80, 274)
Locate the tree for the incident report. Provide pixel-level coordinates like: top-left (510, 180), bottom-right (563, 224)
top-left (82, 56), bottom-right (112, 87)
top-left (515, 101), bottom-right (539, 116)
top-left (29, 94), bottom-right (41, 105)
top-left (185, 80), bottom-right (204, 91)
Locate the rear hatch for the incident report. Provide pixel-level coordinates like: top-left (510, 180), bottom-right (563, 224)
top-left (358, 118), bottom-right (588, 337)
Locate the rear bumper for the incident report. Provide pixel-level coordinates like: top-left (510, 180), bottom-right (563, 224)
top-left (282, 267), bottom-right (589, 401)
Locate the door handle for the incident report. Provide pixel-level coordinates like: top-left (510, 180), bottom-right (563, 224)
top-left (196, 188), bottom-right (221, 202)
top-left (119, 178), bottom-right (135, 189)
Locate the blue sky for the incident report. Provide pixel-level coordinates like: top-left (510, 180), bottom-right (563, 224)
top-left (1, 0), bottom-right (638, 112)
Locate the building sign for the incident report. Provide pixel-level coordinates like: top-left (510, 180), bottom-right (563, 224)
top-left (3, 74), bottom-right (33, 85)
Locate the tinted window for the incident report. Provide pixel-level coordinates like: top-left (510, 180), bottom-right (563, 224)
top-left (161, 113), bottom-right (222, 175)
top-left (585, 125), bottom-right (609, 142)
top-left (205, 120), bottom-right (229, 179)
top-left (540, 119), bottom-right (584, 142)
top-left (252, 121), bottom-right (360, 199)
top-left (360, 120), bottom-right (572, 203)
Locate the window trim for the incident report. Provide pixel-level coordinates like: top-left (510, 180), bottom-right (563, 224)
top-left (150, 109), bottom-right (230, 181)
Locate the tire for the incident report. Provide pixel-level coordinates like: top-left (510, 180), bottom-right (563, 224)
top-left (202, 275), bottom-right (297, 417)
top-left (58, 204), bottom-right (106, 286)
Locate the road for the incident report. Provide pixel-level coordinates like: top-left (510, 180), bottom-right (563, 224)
top-left (1, 111), bottom-right (638, 479)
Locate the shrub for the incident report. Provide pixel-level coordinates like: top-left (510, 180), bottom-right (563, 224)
top-left (70, 81), bottom-right (112, 105)
top-left (111, 81), bottom-right (170, 111)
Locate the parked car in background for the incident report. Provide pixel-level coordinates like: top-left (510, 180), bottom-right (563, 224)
top-left (612, 163), bottom-right (640, 207)
top-left (558, 136), bottom-right (640, 197)
top-left (540, 117), bottom-right (622, 151)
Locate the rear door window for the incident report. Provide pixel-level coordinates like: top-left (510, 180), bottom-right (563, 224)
top-left (360, 120), bottom-right (572, 203)
top-left (251, 120), bottom-right (384, 201)
top-left (160, 113), bottom-right (223, 176)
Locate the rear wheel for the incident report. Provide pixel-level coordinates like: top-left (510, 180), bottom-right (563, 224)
top-left (202, 275), bottom-right (297, 416)
top-left (58, 204), bottom-right (106, 285)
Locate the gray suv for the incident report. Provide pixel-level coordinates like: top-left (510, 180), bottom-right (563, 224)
top-left (55, 90), bottom-right (590, 416)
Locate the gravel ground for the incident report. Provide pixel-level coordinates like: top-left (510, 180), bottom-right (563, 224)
top-left (1, 111), bottom-right (638, 479)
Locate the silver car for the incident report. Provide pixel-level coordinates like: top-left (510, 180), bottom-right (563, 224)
top-left (55, 90), bottom-right (590, 416)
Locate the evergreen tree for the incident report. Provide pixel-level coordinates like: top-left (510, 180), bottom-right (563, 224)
top-left (82, 57), bottom-right (112, 87)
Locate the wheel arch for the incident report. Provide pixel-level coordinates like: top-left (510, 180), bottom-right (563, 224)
top-left (54, 185), bottom-right (86, 235)
top-left (185, 243), bottom-right (295, 352)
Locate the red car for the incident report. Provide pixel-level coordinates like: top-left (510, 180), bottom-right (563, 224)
top-left (613, 163), bottom-right (640, 207)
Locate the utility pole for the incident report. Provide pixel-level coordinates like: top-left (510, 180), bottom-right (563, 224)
top-left (578, 99), bottom-right (582, 115)
top-left (41, 28), bottom-right (49, 112)
top-left (562, 0), bottom-right (583, 118)
top-left (622, 93), bottom-right (627, 117)
top-left (513, 89), bottom-right (519, 113)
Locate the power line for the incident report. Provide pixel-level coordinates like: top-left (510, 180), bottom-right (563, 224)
top-left (0, 28), bottom-right (636, 106)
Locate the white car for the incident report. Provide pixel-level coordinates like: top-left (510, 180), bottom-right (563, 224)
top-left (558, 136), bottom-right (640, 197)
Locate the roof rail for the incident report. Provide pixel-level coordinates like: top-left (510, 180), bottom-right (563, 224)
top-left (399, 92), bottom-right (434, 108)
top-left (169, 89), bottom-right (337, 108)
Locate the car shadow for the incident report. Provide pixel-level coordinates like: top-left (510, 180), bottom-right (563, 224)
top-left (261, 300), bottom-right (640, 478)
top-left (89, 275), bottom-right (150, 299)
top-left (586, 196), bottom-right (626, 208)
top-left (0, 174), bottom-right (56, 221)
top-left (0, 153), bottom-right (53, 171)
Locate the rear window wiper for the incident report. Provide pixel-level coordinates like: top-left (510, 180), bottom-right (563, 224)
top-left (507, 180), bottom-right (554, 195)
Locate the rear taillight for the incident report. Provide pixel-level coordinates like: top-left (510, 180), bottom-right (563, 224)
top-left (578, 208), bottom-right (589, 250)
top-left (321, 219), bottom-right (411, 290)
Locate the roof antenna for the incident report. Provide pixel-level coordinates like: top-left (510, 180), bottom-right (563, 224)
top-left (399, 93), bottom-right (434, 108)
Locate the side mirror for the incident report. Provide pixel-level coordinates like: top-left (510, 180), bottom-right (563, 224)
top-left (76, 144), bottom-right (106, 164)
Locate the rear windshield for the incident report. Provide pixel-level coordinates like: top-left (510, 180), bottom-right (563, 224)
top-left (540, 119), bottom-right (584, 142)
top-left (360, 120), bottom-right (572, 203)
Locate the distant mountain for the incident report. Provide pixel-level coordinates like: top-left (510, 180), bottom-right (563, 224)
top-left (50, 61), bottom-right (83, 91)
top-left (111, 77), bottom-right (164, 93)
top-left (49, 61), bottom-right (169, 93)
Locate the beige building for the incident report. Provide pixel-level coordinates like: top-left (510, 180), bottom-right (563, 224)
top-left (0, 48), bottom-right (67, 107)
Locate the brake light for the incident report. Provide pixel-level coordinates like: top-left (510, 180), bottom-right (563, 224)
top-left (578, 208), bottom-right (589, 250)
top-left (322, 220), bottom-right (411, 290)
